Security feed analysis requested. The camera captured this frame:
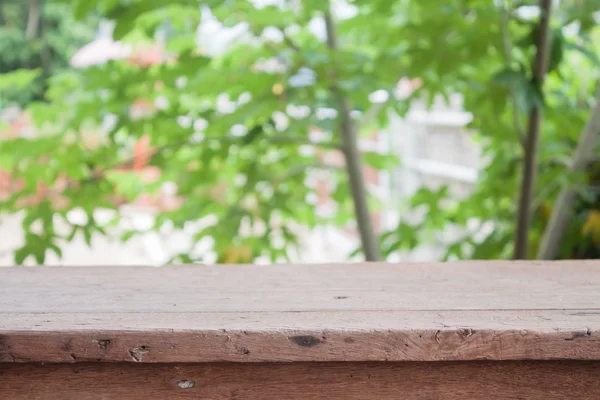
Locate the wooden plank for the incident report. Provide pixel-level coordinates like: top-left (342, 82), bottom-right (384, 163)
top-left (1, 310), bottom-right (600, 363)
top-left (1, 261), bottom-right (600, 363)
top-left (4, 309), bottom-right (600, 332)
top-left (1, 361), bottom-right (599, 399)
top-left (1, 261), bottom-right (599, 312)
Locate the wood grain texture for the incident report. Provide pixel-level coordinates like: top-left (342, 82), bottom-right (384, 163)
top-left (1, 310), bottom-right (600, 363)
top-left (1, 261), bottom-right (600, 363)
top-left (2, 361), bottom-right (600, 399)
top-left (2, 261), bottom-right (600, 312)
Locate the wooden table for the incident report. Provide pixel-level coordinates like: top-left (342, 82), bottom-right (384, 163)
top-left (1, 261), bottom-right (600, 399)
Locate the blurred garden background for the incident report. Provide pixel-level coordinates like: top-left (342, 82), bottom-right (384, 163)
top-left (0, 0), bottom-right (598, 265)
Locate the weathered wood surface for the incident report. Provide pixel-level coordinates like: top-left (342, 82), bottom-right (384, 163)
top-left (1, 261), bottom-right (600, 363)
top-left (2, 361), bottom-right (600, 399)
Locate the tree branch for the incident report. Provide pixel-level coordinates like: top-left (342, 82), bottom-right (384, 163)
top-left (323, 6), bottom-right (381, 261)
top-left (537, 85), bottom-right (600, 259)
top-left (513, 0), bottom-right (552, 259)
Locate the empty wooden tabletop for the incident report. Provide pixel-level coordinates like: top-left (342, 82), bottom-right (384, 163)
top-left (1, 260), bottom-right (599, 363)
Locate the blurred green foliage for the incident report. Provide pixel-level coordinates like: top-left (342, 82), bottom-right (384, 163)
top-left (0, 0), bottom-right (599, 264)
top-left (0, 0), bottom-right (97, 106)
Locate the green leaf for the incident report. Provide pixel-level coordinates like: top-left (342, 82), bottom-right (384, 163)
top-left (49, 243), bottom-right (63, 259)
top-left (73, 1), bottom-right (98, 20)
top-left (105, 171), bottom-right (145, 202)
top-left (410, 186), bottom-right (449, 209)
top-left (362, 152), bottom-right (401, 170)
top-left (442, 241), bottom-right (464, 261)
top-left (0, 69), bottom-right (41, 91)
top-left (548, 29), bottom-right (564, 73)
top-left (66, 226), bottom-right (79, 242)
top-left (492, 68), bottom-right (527, 88)
top-left (121, 230), bottom-right (137, 242)
top-left (515, 78), bottom-right (545, 113)
top-left (14, 247), bottom-right (29, 265)
top-left (348, 247), bottom-right (362, 259)
top-left (83, 229), bottom-right (92, 247)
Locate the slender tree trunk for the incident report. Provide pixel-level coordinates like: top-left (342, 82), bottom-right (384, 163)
top-left (0, 1), bottom-right (5, 26)
top-left (323, 7), bottom-right (381, 261)
top-left (537, 85), bottom-right (600, 259)
top-left (499, 0), bottom-right (525, 148)
top-left (26, 0), bottom-right (41, 39)
top-left (513, 0), bottom-right (552, 259)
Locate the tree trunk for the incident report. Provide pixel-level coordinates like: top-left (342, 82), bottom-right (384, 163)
top-left (26, 0), bottom-right (41, 39)
top-left (537, 85), bottom-right (600, 259)
top-left (513, 0), bottom-right (552, 259)
top-left (499, 0), bottom-right (525, 148)
top-left (323, 7), bottom-right (381, 262)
